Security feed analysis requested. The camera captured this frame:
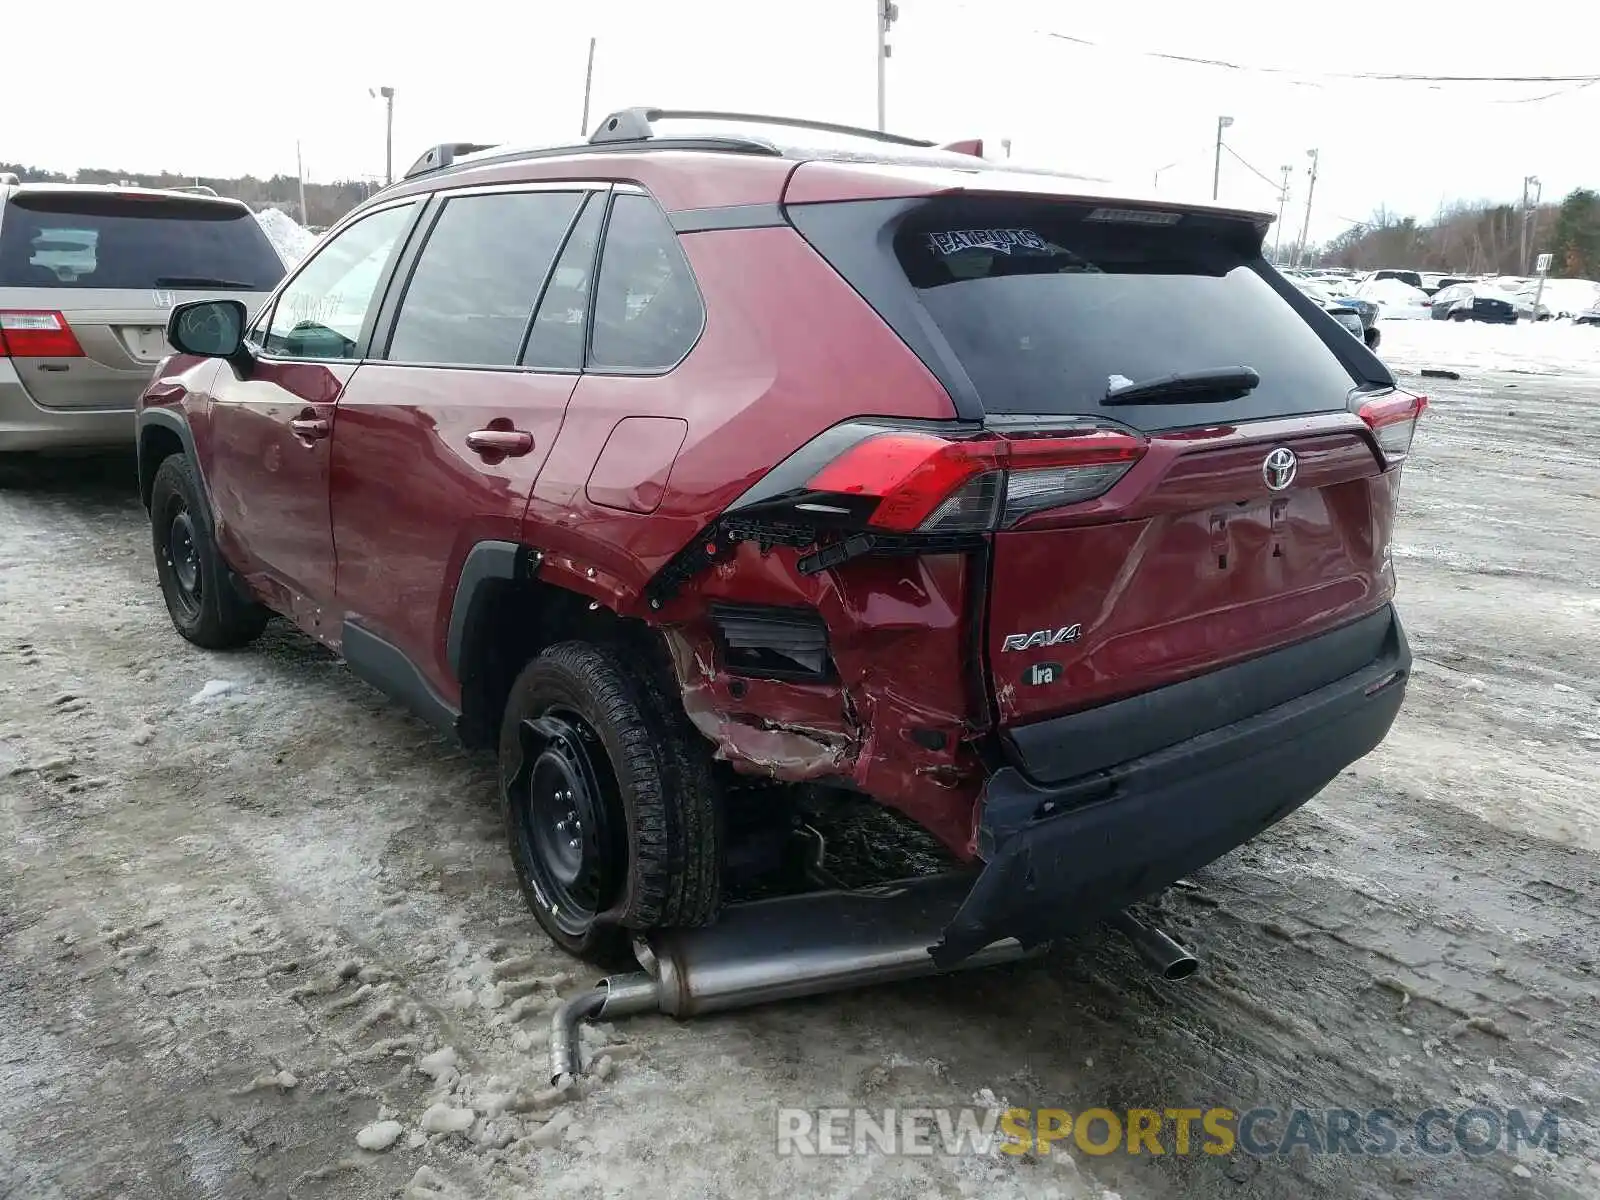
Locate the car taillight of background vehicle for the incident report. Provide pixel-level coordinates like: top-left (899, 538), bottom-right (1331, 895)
top-left (0, 310), bottom-right (84, 358)
top-left (1354, 391), bottom-right (1427, 464)
top-left (805, 428), bottom-right (1147, 533)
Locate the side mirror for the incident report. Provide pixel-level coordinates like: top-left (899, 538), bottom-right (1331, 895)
top-left (167, 299), bottom-right (250, 371)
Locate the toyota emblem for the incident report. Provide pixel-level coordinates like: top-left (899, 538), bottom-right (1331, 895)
top-left (1262, 447), bottom-right (1298, 491)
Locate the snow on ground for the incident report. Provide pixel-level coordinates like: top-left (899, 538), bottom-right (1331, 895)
top-left (1, 333), bottom-right (1598, 1198)
top-left (1379, 315), bottom-right (1600, 379)
top-left (256, 207), bottom-right (318, 266)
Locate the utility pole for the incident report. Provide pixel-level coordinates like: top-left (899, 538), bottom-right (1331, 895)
top-left (1296, 148), bottom-right (1320, 268)
top-left (580, 38), bottom-right (597, 136)
top-left (1212, 116), bottom-right (1233, 201)
top-left (296, 141), bottom-right (309, 226)
top-left (370, 87), bottom-right (396, 185)
top-left (1273, 164), bottom-right (1292, 265)
top-left (1519, 174), bottom-right (1541, 275)
top-left (877, 0), bottom-right (899, 131)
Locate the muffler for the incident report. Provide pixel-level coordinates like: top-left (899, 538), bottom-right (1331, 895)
top-left (549, 874), bottom-right (1037, 1081)
top-left (549, 877), bottom-right (1201, 1081)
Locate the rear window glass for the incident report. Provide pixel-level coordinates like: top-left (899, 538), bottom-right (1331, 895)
top-left (893, 201), bottom-right (1361, 425)
top-left (0, 194), bottom-right (285, 290)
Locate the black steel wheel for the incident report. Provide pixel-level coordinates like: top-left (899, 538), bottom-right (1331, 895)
top-left (507, 710), bottom-right (623, 940)
top-left (499, 640), bottom-right (721, 961)
top-left (148, 454), bottom-right (269, 649)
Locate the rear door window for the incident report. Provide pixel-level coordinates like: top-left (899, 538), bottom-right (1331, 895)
top-left (0, 192), bottom-right (285, 290)
top-left (891, 200), bottom-right (1362, 429)
top-left (523, 193), bottom-right (605, 371)
top-left (385, 190), bottom-right (585, 367)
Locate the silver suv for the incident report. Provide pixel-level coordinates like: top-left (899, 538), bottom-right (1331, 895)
top-left (0, 180), bottom-right (285, 454)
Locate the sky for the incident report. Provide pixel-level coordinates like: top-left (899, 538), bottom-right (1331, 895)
top-left (8, 0), bottom-right (1596, 245)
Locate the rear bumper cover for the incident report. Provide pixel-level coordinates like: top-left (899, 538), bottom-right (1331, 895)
top-left (0, 367), bottom-right (134, 452)
top-left (932, 605), bottom-right (1410, 966)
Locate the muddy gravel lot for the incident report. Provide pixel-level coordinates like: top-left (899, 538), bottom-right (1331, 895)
top-left (2, 324), bottom-right (1597, 1199)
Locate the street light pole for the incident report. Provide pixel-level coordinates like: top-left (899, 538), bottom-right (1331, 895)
top-left (1212, 116), bottom-right (1233, 201)
top-left (371, 86), bottom-right (396, 185)
top-left (1273, 164), bottom-right (1292, 265)
top-left (877, 0), bottom-right (899, 131)
top-left (1296, 148), bottom-right (1320, 268)
top-left (1154, 160), bottom-right (1179, 190)
top-left (1520, 174), bottom-right (1541, 275)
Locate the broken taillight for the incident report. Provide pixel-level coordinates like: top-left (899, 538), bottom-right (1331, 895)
top-left (0, 310), bottom-right (84, 358)
top-left (804, 428), bottom-right (1146, 533)
top-left (1354, 391), bottom-right (1427, 464)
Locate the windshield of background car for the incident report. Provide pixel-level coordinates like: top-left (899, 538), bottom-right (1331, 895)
top-left (0, 192), bottom-right (285, 289)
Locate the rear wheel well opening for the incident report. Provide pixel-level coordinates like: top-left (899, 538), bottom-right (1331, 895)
top-left (138, 425), bottom-right (185, 510)
top-left (456, 577), bottom-right (682, 751)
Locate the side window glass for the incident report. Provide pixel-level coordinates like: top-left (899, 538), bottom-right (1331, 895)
top-left (263, 203), bottom-right (416, 360)
top-left (588, 193), bottom-right (704, 371)
top-left (522, 193), bottom-right (604, 371)
top-left (386, 191), bottom-right (583, 366)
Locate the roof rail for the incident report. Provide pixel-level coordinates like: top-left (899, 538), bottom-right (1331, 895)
top-left (588, 108), bottom-right (936, 150)
top-left (404, 142), bottom-right (501, 181)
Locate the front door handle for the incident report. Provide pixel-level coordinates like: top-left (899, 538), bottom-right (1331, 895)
top-left (289, 416), bottom-right (330, 442)
top-left (466, 428), bottom-right (534, 458)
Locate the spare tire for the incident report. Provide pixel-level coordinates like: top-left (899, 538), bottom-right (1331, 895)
top-left (498, 640), bottom-right (720, 960)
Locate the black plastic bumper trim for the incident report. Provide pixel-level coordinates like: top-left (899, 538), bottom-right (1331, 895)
top-left (931, 609), bottom-right (1410, 966)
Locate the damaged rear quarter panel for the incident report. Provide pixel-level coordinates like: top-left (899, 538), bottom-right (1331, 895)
top-left (662, 545), bottom-right (988, 858)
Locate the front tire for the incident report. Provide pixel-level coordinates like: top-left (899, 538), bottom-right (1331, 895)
top-left (149, 455), bottom-right (269, 649)
top-left (499, 641), bottom-right (720, 961)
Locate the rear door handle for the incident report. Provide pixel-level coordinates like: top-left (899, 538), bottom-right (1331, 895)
top-left (466, 429), bottom-right (534, 458)
top-left (289, 416), bottom-right (331, 441)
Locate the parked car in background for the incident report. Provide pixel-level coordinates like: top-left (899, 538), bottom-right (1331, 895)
top-left (1355, 277), bottom-right (1433, 321)
top-left (1575, 304), bottom-right (1600, 326)
top-left (1521, 278), bottom-right (1600, 319)
top-left (1289, 276), bottom-right (1380, 349)
top-left (134, 109), bottom-right (1419, 965)
top-left (1419, 273), bottom-right (1475, 297)
top-left (1430, 283), bottom-right (1517, 324)
top-left (1369, 268), bottom-right (1424, 290)
top-left (0, 182), bottom-right (285, 456)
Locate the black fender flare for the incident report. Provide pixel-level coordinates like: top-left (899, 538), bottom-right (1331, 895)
top-left (137, 408), bottom-right (210, 516)
top-left (446, 540), bottom-right (544, 681)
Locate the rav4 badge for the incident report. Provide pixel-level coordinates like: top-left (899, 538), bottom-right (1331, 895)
top-left (1001, 625), bottom-right (1082, 652)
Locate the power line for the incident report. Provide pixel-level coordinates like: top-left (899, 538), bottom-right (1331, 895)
top-left (1222, 144), bottom-right (1282, 192)
top-left (1039, 29), bottom-right (1600, 87)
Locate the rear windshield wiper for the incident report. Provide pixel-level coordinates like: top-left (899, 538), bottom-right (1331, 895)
top-left (1102, 366), bottom-right (1261, 406)
top-left (153, 276), bottom-right (258, 290)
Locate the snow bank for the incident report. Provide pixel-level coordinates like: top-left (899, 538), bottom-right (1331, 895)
top-left (1378, 317), bottom-right (1600, 378)
top-left (255, 208), bottom-right (317, 266)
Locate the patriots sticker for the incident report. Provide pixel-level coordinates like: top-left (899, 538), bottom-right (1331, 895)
top-left (926, 228), bottom-right (1051, 256)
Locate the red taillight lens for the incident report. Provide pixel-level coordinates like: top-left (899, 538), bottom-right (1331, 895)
top-left (1356, 391), bottom-right (1427, 463)
top-left (806, 429), bottom-right (1146, 532)
top-left (0, 310), bottom-right (84, 358)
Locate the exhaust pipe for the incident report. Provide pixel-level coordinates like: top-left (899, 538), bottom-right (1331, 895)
top-left (549, 874), bottom-right (1037, 1081)
top-left (1109, 910), bottom-right (1198, 980)
top-left (549, 880), bottom-right (1201, 1081)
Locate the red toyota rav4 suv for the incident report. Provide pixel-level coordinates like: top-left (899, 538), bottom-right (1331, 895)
top-left (137, 110), bottom-right (1419, 965)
